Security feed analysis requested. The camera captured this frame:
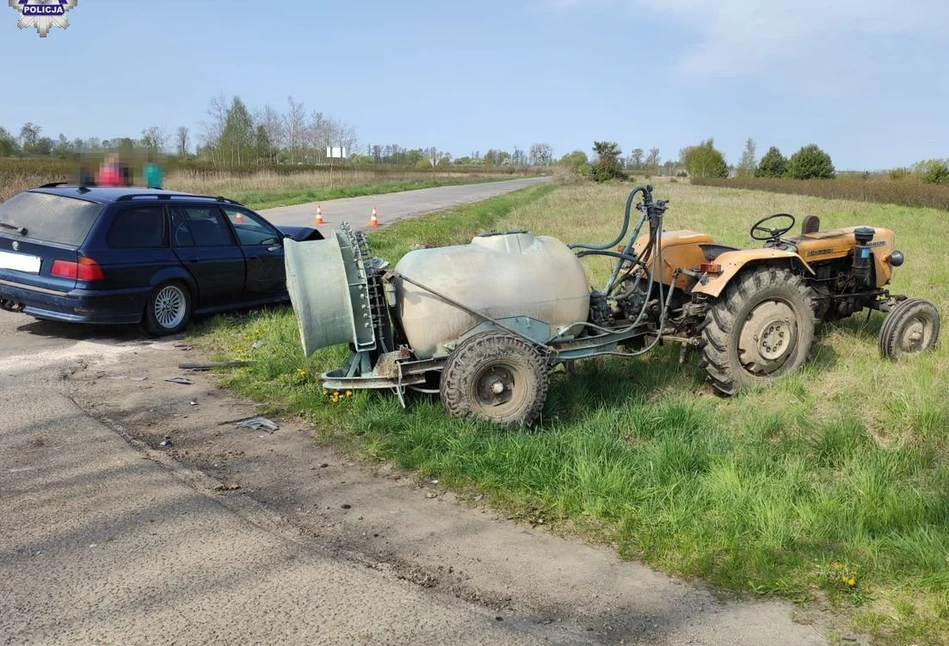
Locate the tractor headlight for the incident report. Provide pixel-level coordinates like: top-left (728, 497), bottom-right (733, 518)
top-left (887, 250), bottom-right (905, 267)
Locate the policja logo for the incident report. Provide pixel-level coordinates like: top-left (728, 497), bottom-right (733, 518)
top-left (8, 0), bottom-right (77, 38)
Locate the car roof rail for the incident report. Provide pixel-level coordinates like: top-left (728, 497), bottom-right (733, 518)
top-left (38, 181), bottom-right (69, 188)
top-left (115, 193), bottom-right (171, 202)
top-left (113, 192), bottom-right (245, 205)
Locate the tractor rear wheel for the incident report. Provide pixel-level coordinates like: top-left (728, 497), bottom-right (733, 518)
top-left (878, 298), bottom-right (939, 359)
top-left (440, 331), bottom-right (548, 427)
top-left (701, 267), bottom-right (815, 395)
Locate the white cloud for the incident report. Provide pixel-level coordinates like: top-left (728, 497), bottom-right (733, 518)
top-left (545, 0), bottom-right (945, 77)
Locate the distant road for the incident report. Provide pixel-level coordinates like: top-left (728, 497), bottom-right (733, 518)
top-left (260, 176), bottom-right (552, 231)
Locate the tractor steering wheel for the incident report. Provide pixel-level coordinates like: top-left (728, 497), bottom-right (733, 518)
top-left (750, 213), bottom-right (796, 241)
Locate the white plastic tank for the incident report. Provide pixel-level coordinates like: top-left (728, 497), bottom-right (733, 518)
top-left (394, 231), bottom-right (591, 359)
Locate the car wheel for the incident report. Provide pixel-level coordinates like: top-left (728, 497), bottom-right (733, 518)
top-left (143, 281), bottom-right (192, 336)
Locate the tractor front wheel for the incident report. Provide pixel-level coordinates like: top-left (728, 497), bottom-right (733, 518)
top-left (701, 267), bottom-right (815, 395)
top-left (879, 298), bottom-right (940, 359)
top-left (440, 332), bottom-right (548, 427)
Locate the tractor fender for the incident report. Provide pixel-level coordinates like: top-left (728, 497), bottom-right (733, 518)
top-left (691, 249), bottom-right (814, 298)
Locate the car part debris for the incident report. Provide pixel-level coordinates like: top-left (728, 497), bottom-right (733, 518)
top-left (231, 416), bottom-right (279, 433)
top-left (178, 361), bottom-right (252, 371)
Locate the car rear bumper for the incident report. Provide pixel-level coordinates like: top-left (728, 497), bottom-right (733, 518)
top-left (0, 280), bottom-right (148, 325)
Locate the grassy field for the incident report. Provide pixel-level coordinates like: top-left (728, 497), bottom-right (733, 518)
top-left (693, 176), bottom-right (949, 211)
top-left (0, 158), bottom-right (525, 207)
top-left (194, 181), bottom-right (949, 645)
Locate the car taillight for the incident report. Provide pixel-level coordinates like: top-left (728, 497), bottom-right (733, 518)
top-left (51, 256), bottom-right (105, 281)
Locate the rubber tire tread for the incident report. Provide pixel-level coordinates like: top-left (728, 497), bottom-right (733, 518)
top-left (440, 331), bottom-right (548, 427)
top-left (878, 298), bottom-right (939, 359)
top-left (700, 266), bottom-right (815, 396)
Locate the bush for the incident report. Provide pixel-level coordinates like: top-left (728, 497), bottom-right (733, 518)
top-left (916, 159), bottom-right (949, 185)
top-left (786, 144), bottom-right (836, 180)
top-left (888, 167), bottom-right (911, 181)
top-left (591, 141), bottom-right (627, 183)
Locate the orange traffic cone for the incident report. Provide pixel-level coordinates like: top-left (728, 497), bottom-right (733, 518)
top-left (234, 212), bottom-right (245, 224)
top-left (369, 206), bottom-right (379, 228)
top-left (314, 205), bottom-right (325, 225)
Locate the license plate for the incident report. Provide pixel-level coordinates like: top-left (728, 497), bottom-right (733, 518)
top-left (0, 249), bottom-right (41, 274)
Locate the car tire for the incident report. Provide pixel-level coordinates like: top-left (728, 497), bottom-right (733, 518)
top-left (143, 281), bottom-right (192, 336)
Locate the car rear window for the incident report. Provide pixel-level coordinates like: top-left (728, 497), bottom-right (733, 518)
top-left (0, 191), bottom-right (104, 247)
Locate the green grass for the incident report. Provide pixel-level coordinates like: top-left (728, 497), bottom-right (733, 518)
top-left (193, 181), bottom-right (949, 645)
top-left (233, 176), bottom-right (519, 210)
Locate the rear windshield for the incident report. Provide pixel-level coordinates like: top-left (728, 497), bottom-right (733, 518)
top-left (0, 191), bottom-right (104, 247)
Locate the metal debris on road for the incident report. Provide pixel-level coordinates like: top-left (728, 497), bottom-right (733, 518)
top-left (179, 361), bottom-right (253, 371)
top-left (189, 400), bottom-right (198, 406)
top-left (231, 416), bottom-right (279, 433)
top-left (164, 376), bottom-right (194, 385)
top-left (159, 437), bottom-right (173, 448)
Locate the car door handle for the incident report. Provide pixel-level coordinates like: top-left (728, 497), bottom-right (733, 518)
top-left (185, 256), bottom-right (199, 263)
top-left (267, 245), bottom-right (281, 252)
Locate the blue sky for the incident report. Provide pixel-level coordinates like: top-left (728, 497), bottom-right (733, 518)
top-left (1, 0), bottom-right (946, 170)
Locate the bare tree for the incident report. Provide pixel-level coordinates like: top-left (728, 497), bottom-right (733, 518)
top-left (307, 111), bottom-right (328, 162)
top-left (200, 94), bottom-right (228, 163)
top-left (140, 126), bottom-right (168, 152)
top-left (284, 96), bottom-right (307, 164)
top-left (646, 147), bottom-right (661, 170)
top-left (628, 147), bottom-right (644, 170)
top-left (528, 143), bottom-right (553, 166)
top-left (20, 122), bottom-right (41, 150)
top-left (176, 126), bottom-right (190, 157)
top-left (257, 105), bottom-right (285, 159)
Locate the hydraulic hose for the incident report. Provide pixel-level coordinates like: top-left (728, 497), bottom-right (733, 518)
top-left (568, 186), bottom-right (649, 252)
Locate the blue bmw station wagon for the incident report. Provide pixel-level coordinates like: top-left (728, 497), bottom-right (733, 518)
top-left (0, 184), bottom-right (323, 335)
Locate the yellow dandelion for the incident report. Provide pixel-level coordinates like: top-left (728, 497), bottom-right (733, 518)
top-left (345, 390), bottom-right (353, 397)
top-left (848, 578), bottom-right (856, 587)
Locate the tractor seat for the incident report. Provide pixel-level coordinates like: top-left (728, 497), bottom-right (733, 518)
top-left (700, 243), bottom-right (740, 262)
top-left (801, 215), bottom-right (820, 235)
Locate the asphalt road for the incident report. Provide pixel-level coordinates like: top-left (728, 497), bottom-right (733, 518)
top-left (0, 318), bottom-right (586, 646)
top-left (260, 176), bottom-right (551, 230)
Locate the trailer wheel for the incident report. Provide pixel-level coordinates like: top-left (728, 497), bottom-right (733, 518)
top-left (440, 332), bottom-right (548, 427)
top-left (879, 298), bottom-right (939, 359)
top-left (700, 266), bottom-right (815, 396)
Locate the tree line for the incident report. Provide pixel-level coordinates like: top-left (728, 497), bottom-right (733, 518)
top-left (0, 95), bottom-right (556, 171)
